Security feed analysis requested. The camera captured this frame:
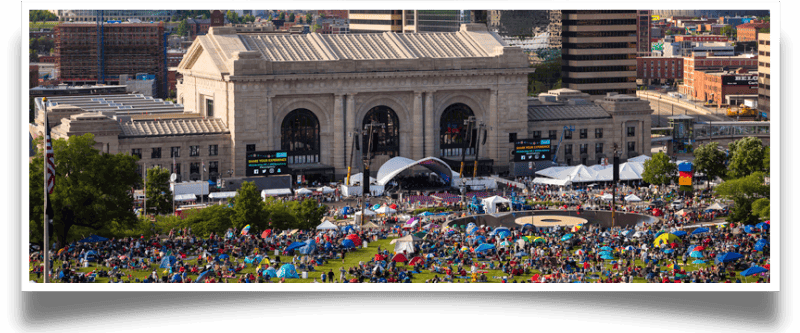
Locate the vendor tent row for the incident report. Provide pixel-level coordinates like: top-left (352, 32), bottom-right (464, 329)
top-left (534, 155), bottom-right (691, 185)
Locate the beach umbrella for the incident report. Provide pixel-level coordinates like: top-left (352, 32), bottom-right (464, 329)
top-left (217, 254), bottom-right (230, 261)
top-left (623, 246), bottom-right (636, 252)
top-left (261, 230), bottom-right (271, 239)
top-left (240, 225), bottom-right (251, 236)
top-left (561, 234), bottom-right (574, 241)
top-left (692, 260), bottom-right (706, 264)
top-left (715, 252), bottom-right (744, 264)
top-left (667, 263), bottom-right (680, 270)
top-left (498, 240), bottom-right (512, 248)
top-left (497, 230), bottom-right (511, 239)
top-left (341, 239), bottom-right (355, 248)
top-left (600, 253), bottom-right (614, 260)
top-left (345, 234), bottom-right (362, 245)
top-left (691, 227), bottom-right (709, 235)
top-left (600, 246), bottom-right (613, 251)
top-left (663, 249), bottom-right (674, 254)
top-left (672, 230), bottom-right (688, 237)
top-left (653, 233), bottom-right (681, 247)
top-left (693, 245), bottom-right (706, 252)
top-left (389, 204), bottom-right (398, 209)
top-left (740, 266), bottom-right (768, 277)
top-left (755, 222), bottom-right (770, 230)
top-left (689, 251), bottom-right (704, 258)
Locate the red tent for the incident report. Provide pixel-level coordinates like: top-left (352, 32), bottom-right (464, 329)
top-left (345, 234), bottom-right (362, 245)
top-left (391, 253), bottom-right (408, 263)
top-left (261, 229), bottom-right (272, 239)
top-left (390, 204), bottom-right (398, 209)
top-left (375, 253), bottom-right (387, 262)
top-left (408, 256), bottom-right (423, 266)
top-left (531, 273), bottom-right (540, 282)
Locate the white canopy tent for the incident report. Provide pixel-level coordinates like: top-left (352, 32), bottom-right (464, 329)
top-left (624, 194), bottom-right (642, 202)
top-left (348, 173), bottom-right (377, 186)
top-left (600, 193), bottom-right (614, 201)
top-left (481, 195), bottom-right (511, 214)
top-left (316, 221), bottom-right (339, 230)
top-left (261, 188), bottom-right (292, 199)
top-left (390, 234), bottom-right (420, 254)
top-left (174, 194), bottom-right (197, 202)
top-left (706, 203), bottom-right (727, 210)
top-left (295, 188), bottom-right (313, 195)
top-left (208, 191), bottom-right (237, 200)
top-left (355, 208), bottom-right (376, 217)
top-left (532, 177), bottom-right (572, 186)
top-left (317, 186), bottom-right (335, 194)
top-left (374, 206), bottom-right (397, 214)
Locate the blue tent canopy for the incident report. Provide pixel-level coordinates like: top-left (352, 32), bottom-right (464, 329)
top-left (194, 270), bottom-right (214, 283)
top-left (297, 239), bottom-right (317, 255)
top-left (600, 253), bottom-right (615, 260)
top-left (755, 222), bottom-right (770, 230)
top-left (474, 235), bottom-right (486, 244)
top-left (474, 243), bottom-right (495, 253)
top-left (263, 267), bottom-right (278, 278)
top-left (755, 239), bottom-right (769, 251)
top-left (497, 230), bottom-right (511, 239)
top-left (341, 239), bottom-right (355, 248)
top-left (672, 230), bottom-right (688, 237)
top-left (159, 255), bottom-right (177, 268)
top-left (561, 234), bottom-right (574, 241)
top-left (286, 241), bottom-right (305, 252)
top-left (277, 264), bottom-right (299, 279)
top-left (689, 251), bottom-right (704, 258)
top-left (740, 266), bottom-right (768, 277)
top-left (600, 246), bottom-right (613, 251)
top-left (217, 254), bottom-right (230, 261)
top-left (715, 252), bottom-right (744, 264)
top-left (342, 225), bottom-right (355, 233)
top-left (691, 227), bottom-right (709, 235)
top-left (78, 235), bottom-right (109, 243)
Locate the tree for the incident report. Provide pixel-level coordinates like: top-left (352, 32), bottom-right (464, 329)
top-left (642, 152), bottom-right (677, 187)
top-left (289, 13), bottom-right (295, 22)
top-left (763, 146), bottom-right (770, 173)
top-left (176, 19), bottom-right (189, 36)
top-left (226, 11), bottom-right (240, 24)
top-left (298, 17), bottom-right (304, 24)
top-left (306, 13), bottom-right (313, 24)
top-left (715, 171), bottom-right (769, 225)
top-left (29, 49), bottom-right (38, 63)
top-left (751, 198), bottom-right (769, 220)
top-left (727, 137), bottom-right (765, 178)
top-left (29, 133), bottom-right (140, 248)
top-left (287, 199), bottom-right (327, 230)
top-left (693, 142), bottom-right (727, 189)
top-left (232, 181), bottom-right (266, 230)
top-left (721, 26), bottom-right (736, 39)
top-left (180, 205), bottom-right (233, 237)
top-left (312, 23), bottom-right (322, 33)
top-left (264, 197), bottom-right (296, 231)
top-left (243, 14), bottom-right (255, 23)
top-left (278, 12), bottom-right (285, 21)
top-left (145, 166), bottom-right (173, 215)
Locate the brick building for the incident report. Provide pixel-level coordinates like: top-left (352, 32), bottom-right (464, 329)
top-left (187, 10), bottom-right (225, 39)
top-left (692, 68), bottom-right (758, 107)
top-left (679, 54), bottom-right (757, 99)
top-left (319, 10), bottom-right (348, 19)
top-left (673, 35), bottom-right (728, 43)
top-left (637, 56), bottom-right (683, 84)
top-left (736, 21), bottom-right (769, 42)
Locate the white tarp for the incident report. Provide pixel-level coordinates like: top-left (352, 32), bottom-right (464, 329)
top-left (627, 155), bottom-right (651, 163)
top-left (174, 194), bottom-right (197, 201)
top-left (208, 191), bottom-right (237, 199)
top-left (706, 203), bottom-right (727, 210)
top-left (171, 181), bottom-right (209, 196)
top-left (261, 188), bottom-right (292, 198)
top-left (481, 195), bottom-right (511, 214)
top-left (600, 193), bottom-right (614, 201)
top-left (316, 221), bottom-right (338, 230)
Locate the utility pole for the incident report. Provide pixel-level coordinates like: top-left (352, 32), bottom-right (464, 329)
top-left (459, 117), bottom-right (475, 208)
top-left (473, 122), bottom-right (486, 178)
top-left (612, 143), bottom-right (618, 229)
top-left (360, 121), bottom-right (383, 227)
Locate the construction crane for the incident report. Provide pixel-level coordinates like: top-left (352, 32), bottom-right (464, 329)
top-left (552, 125), bottom-right (575, 164)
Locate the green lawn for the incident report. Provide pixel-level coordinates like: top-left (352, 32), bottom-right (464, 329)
top-left (28, 238), bottom-right (766, 284)
top-left (29, 22), bottom-right (59, 30)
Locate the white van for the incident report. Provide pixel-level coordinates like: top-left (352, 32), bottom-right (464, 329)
top-left (671, 200), bottom-right (684, 210)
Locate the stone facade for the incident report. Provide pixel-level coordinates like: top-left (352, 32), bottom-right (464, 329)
top-left (176, 24), bottom-right (533, 179)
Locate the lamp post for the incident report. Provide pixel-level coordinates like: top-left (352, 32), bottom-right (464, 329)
top-left (360, 121), bottom-right (383, 227)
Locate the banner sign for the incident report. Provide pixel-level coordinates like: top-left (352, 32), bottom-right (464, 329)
top-left (722, 75), bottom-right (757, 86)
top-left (245, 151), bottom-right (290, 176)
top-left (514, 139), bottom-right (552, 162)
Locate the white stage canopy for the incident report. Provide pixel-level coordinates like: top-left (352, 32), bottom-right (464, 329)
top-left (481, 195), bottom-right (511, 214)
top-left (375, 156), bottom-right (454, 186)
top-left (174, 194), bottom-right (197, 202)
top-left (261, 188), bottom-right (293, 198)
top-left (532, 177), bottom-right (572, 186)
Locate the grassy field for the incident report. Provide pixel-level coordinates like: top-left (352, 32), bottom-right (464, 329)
top-left (28, 237), bottom-right (765, 284)
top-left (29, 22), bottom-right (59, 30)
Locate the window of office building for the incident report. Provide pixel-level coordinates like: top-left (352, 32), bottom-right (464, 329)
top-left (151, 147), bottom-right (161, 159)
top-left (595, 142), bottom-right (603, 153)
top-left (209, 145), bottom-right (218, 156)
top-left (190, 145), bottom-right (199, 157)
top-left (627, 126), bottom-right (636, 137)
top-left (131, 148), bottom-right (141, 159)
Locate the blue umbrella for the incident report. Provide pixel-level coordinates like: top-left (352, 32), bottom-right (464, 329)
top-left (218, 254), bottom-right (230, 261)
top-left (599, 251), bottom-right (613, 256)
top-left (743, 225), bottom-right (757, 234)
top-left (689, 251), bottom-right (704, 258)
top-left (600, 253), bottom-right (615, 260)
top-left (755, 222), bottom-right (770, 230)
top-left (522, 223), bottom-right (534, 229)
top-left (622, 230), bottom-right (636, 238)
top-left (663, 249), bottom-right (674, 254)
top-left (691, 227), bottom-right (709, 235)
top-left (341, 239), bottom-right (355, 248)
top-left (561, 234), bottom-right (574, 241)
top-left (78, 235), bottom-right (109, 243)
top-left (474, 243), bottom-right (495, 253)
top-left (715, 252), bottom-right (744, 264)
top-left (514, 251), bottom-right (527, 257)
top-left (497, 230), bottom-right (511, 239)
top-left (755, 239), bottom-right (769, 251)
top-left (740, 266), bottom-right (768, 277)
top-left (672, 230), bottom-right (688, 237)
top-left (600, 246), bottom-right (613, 251)
top-left (692, 260), bottom-right (706, 264)
top-left (474, 235), bottom-right (486, 244)
top-left (342, 225), bottom-right (355, 233)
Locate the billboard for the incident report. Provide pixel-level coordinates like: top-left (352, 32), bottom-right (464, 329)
top-left (722, 75), bottom-right (758, 86)
top-left (245, 151), bottom-right (290, 177)
top-left (513, 139), bottom-right (552, 162)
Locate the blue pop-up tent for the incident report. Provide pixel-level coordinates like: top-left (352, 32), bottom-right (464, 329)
top-left (466, 223), bottom-right (477, 235)
top-left (474, 243), bottom-right (495, 253)
top-left (740, 266), bottom-right (768, 277)
top-left (82, 250), bottom-right (99, 262)
top-left (672, 230), bottom-right (688, 237)
top-left (286, 241), bottom-right (305, 252)
top-left (341, 239), bottom-right (355, 248)
top-left (691, 227), bottom-right (709, 235)
top-left (755, 239), bottom-right (769, 251)
top-left (277, 264), bottom-right (299, 279)
top-left (263, 267), bottom-right (278, 278)
top-left (715, 252), bottom-right (744, 264)
top-left (194, 270), bottom-right (216, 283)
top-left (297, 239), bottom-right (317, 255)
top-left (496, 230), bottom-right (511, 239)
top-left (159, 255), bottom-right (177, 268)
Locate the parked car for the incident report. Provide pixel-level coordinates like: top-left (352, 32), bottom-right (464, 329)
top-left (671, 200), bottom-right (684, 210)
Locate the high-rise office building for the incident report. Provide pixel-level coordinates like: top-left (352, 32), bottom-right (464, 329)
top-left (637, 10), bottom-right (652, 57)
top-left (758, 33), bottom-right (770, 115)
top-left (560, 10), bottom-right (638, 96)
top-left (348, 10), bottom-right (403, 33)
top-left (348, 10), bottom-right (461, 33)
top-left (402, 10), bottom-right (462, 33)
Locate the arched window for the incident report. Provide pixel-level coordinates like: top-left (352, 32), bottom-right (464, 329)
top-left (439, 103), bottom-right (476, 157)
top-left (362, 106), bottom-right (400, 157)
top-left (281, 109), bottom-right (320, 165)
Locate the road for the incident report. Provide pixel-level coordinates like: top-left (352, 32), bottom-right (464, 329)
top-left (638, 90), bottom-right (734, 126)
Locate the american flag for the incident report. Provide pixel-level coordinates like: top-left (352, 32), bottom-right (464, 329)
top-left (44, 113), bottom-right (55, 194)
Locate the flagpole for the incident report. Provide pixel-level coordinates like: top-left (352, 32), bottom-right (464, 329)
top-left (43, 97), bottom-right (50, 283)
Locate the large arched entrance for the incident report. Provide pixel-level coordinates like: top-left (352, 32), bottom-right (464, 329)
top-left (362, 105), bottom-right (400, 158)
top-left (281, 108), bottom-right (320, 165)
top-left (439, 103), bottom-right (476, 158)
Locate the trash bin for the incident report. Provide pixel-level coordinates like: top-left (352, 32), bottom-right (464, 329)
top-left (83, 261), bottom-right (89, 268)
top-left (362, 241), bottom-right (368, 248)
top-left (301, 271), bottom-right (308, 279)
top-left (274, 250), bottom-right (279, 256)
